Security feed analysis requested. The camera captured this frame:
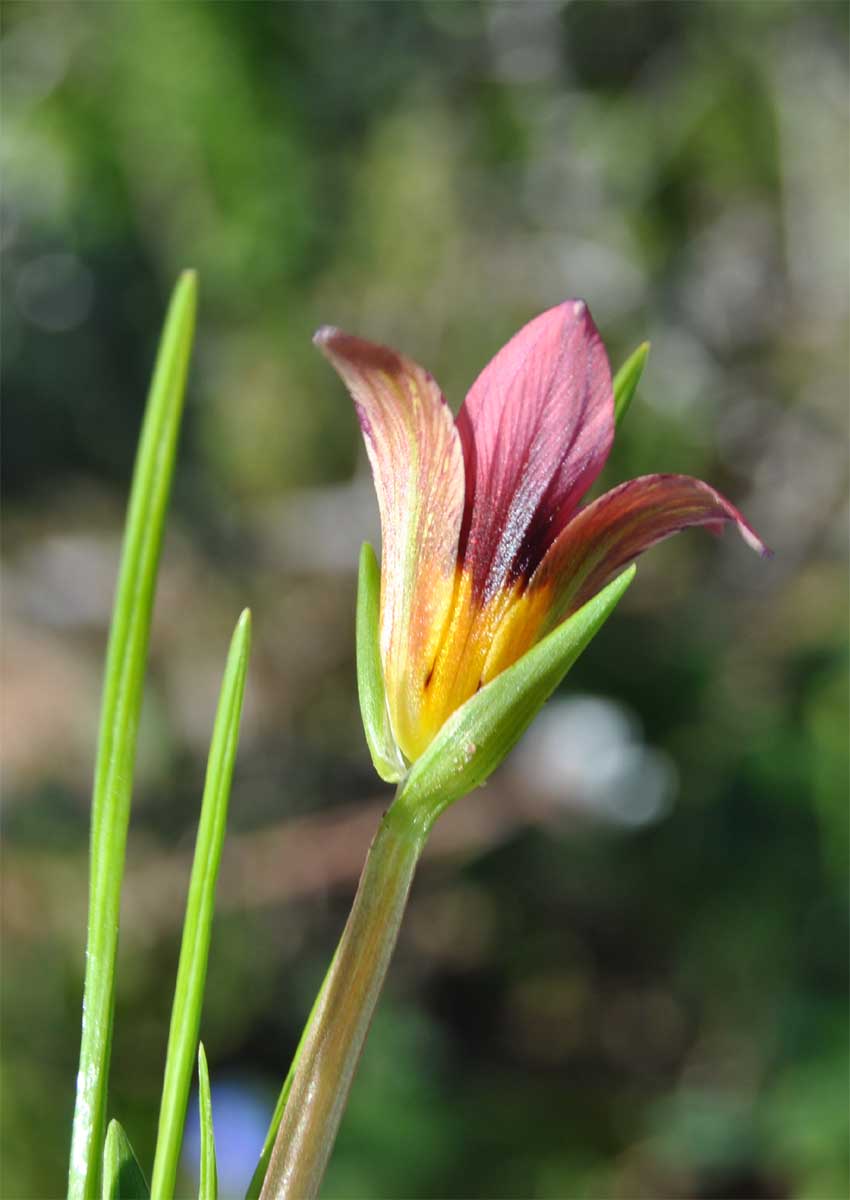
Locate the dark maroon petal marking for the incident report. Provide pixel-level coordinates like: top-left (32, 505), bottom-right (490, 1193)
top-left (456, 300), bottom-right (615, 603)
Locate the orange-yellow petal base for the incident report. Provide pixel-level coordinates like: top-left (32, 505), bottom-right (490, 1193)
top-left (392, 566), bottom-right (555, 762)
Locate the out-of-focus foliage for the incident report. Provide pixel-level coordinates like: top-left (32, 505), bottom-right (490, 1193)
top-left (1, 2), bottom-right (847, 1198)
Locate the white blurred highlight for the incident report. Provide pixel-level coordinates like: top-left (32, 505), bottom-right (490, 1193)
top-left (508, 694), bottom-right (677, 829)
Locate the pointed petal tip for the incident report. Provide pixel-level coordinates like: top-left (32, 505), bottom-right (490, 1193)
top-left (313, 325), bottom-right (340, 349)
top-left (542, 298), bottom-right (595, 329)
top-left (558, 297), bottom-right (596, 331)
top-left (689, 480), bottom-right (772, 560)
top-left (737, 518), bottom-right (773, 559)
top-left (313, 326), bottom-right (408, 377)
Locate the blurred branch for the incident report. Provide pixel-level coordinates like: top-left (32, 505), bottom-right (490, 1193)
top-left (3, 782), bottom-right (555, 946)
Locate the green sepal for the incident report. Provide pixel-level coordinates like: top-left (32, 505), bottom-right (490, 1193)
top-left (101, 1121), bottom-right (149, 1200)
top-left (356, 543), bottom-right (405, 782)
top-left (197, 1044), bottom-right (217, 1200)
top-left (613, 341), bottom-right (650, 426)
top-left (393, 566), bottom-right (636, 832)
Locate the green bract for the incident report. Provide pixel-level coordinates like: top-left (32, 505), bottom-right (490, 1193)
top-left (613, 341), bottom-right (650, 426)
top-left (392, 566), bottom-right (636, 832)
top-left (356, 542), bottom-right (406, 782)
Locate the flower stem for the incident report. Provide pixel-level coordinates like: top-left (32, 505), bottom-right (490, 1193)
top-left (259, 800), bottom-right (428, 1200)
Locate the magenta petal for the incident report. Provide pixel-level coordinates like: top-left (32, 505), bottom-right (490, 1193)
top-left (457, 300), bottom-right (615, 603)
top-left (530, 473), bottom-right (771, 632)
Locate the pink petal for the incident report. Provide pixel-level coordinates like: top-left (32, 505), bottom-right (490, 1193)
top-left (528, 473), bottom-right (771, 633)
top-left (457, 300), bottom-right (614, 604)
top-left (314, 327), bottom-right (465, 755)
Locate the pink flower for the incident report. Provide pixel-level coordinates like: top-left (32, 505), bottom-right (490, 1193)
top-left (316, 301), bottom-right (769, 765)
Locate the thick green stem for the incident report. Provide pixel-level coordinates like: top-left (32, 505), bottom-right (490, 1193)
top-left (259, 802), bottom-right (427, 1200)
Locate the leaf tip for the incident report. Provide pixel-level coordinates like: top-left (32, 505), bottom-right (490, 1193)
top-left (231, 609), bottom-right (252, 664)
top-left (613, 340), bottom-right (650, 426)
top-left (174, 269), bottom-right (198, 312)
top-left (598, 562), bottom-right (637, 608)
top-left (359, 540), bottom-right (379, 571)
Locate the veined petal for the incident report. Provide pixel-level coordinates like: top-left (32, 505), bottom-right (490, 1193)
top-left (314, 328), bottom-right (465, 759)
top-left (457, 300), bottom-right (614, 603)
top-left (527, 473), bottom-right (771, 636)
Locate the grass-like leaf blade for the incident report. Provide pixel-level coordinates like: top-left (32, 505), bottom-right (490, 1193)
top-left (197, 1044), bottom-right (217, 1200)
top-left (150, 609), bottom-right (252, 1200)
top-left (68, 272), bottom-right (198, 1200)
top-left (101, 1120), bottom-right (149, 1200)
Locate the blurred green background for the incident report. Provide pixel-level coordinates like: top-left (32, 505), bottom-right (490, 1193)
top-left (2, 2), bottom-right (848, 1197)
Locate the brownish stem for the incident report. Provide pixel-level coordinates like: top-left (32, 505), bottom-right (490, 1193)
top-left (258, 802), bottom-right (426, 1200)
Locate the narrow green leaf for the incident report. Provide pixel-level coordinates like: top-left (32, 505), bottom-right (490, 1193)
top-left (197, 1044), bottom-right (217, 1200)
top-left (394, 567), bottom-right (637, 832)
top-left (356, 542), bottom-right (405, 782)
top-left (69, 271), bottom-right (198, 1200)
top-left (150, 610), bottom-right (252, 1200)
top-left (101, 1121), bottom-right (149, 1200)
top-left (613, 341), bottom-right (650, 425)
top-left (244, 956), bottom-right (335, 1200)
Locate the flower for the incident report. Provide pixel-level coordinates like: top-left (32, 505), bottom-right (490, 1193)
top-left (315, 301), bottom-right (769, 767)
